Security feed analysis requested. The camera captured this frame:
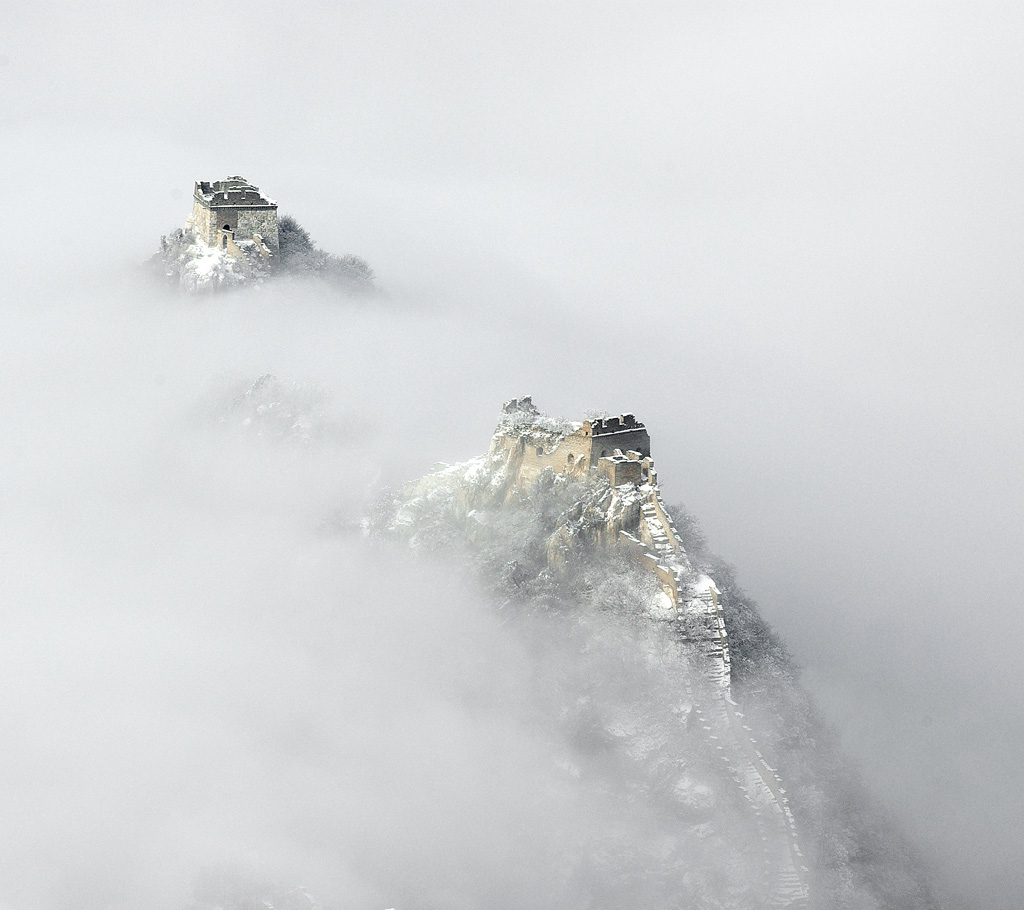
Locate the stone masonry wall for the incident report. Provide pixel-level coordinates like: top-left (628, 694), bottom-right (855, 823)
top-left (236, 209), bottom-right (280, 252)
top-left (188, 198), bottom-right (278, 253)
top-left (492, 422), bottom-right (650, 488)
top-left (489, 429), bottom-right (593, 487)
top-left (188, 198), bottom-right (217, 246)
top-left (598, 455), bottom-right (643, 486)
top-left (590, 427), bottom-right (650, 460)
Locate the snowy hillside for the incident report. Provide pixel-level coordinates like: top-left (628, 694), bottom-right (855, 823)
top-left (368, 401), bottom-right (941, 910)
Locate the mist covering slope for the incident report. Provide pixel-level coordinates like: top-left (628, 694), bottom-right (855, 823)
top-left (0, 268), bottom-right (949, 910)
top-left (367, 405), bottom-right (941, 910)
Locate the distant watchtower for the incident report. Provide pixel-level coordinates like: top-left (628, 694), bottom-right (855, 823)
top-left (187, 176), bottom-right (279, 258)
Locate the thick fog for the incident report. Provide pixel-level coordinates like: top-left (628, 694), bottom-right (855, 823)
top-left (3, 3), bottom-right (1023, 908)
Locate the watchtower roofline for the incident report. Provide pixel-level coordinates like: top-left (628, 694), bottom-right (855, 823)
top-left (194, 177), bottom-right (277, 210)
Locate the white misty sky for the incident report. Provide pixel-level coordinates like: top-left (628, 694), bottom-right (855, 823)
top-left (1, 3), bottom-right (1022, 909)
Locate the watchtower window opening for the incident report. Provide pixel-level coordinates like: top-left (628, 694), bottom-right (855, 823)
top-left (535, 446), bottom-right (543, 456)
top-left (221, 235), bottom-right (227, 248)
top-left (223, 223), bottom-right (231, 230)
top-left (601, 448), bottom-right (608, 457)
top-left (566, 454), bottom-right (574, 464)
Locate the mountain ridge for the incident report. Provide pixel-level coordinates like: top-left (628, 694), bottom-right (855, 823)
top-left (366, 398), bottom-right (941, 910)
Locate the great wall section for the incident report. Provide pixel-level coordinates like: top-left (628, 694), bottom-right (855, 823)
top-left (395, 398), bottom-right (811, 908)
top-left (622, 502), bottom-right (808, 908)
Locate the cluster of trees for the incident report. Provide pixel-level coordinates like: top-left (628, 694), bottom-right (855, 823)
top-left (151, 228), bottom-right (268, 292)
top-left (149, 215), bottom-right (376, 295)
top-left (208, 373), bottom-right (350, 446)
top-left (276, 215), bottom-right (375, 289)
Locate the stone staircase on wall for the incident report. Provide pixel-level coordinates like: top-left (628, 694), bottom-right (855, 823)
top-left (624, 481), bottom-right (810, 908)
top-left (488, 412), bottom-right (810, 908)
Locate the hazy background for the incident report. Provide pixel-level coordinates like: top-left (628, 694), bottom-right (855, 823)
top-left (2, 3), bottom-right (1023, 908)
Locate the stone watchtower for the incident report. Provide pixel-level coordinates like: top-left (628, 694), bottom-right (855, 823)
top-left (186, 176), bottom-right (279, 258)
top-left (491, 398), bottom-right (655, 488)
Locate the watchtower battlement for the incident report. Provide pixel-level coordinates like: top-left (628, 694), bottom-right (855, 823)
top-left (583, 414), bottom-right (650, 460)
top-left (186, 176), bottom-right (279, 258)
top-left (587, 413), bottom-right (642, 433)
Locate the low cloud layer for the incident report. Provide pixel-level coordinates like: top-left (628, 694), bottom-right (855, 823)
top-left (2, 4), bottom-right (1023, 908)
top-left (0, 283), bottom-right (782, 909)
